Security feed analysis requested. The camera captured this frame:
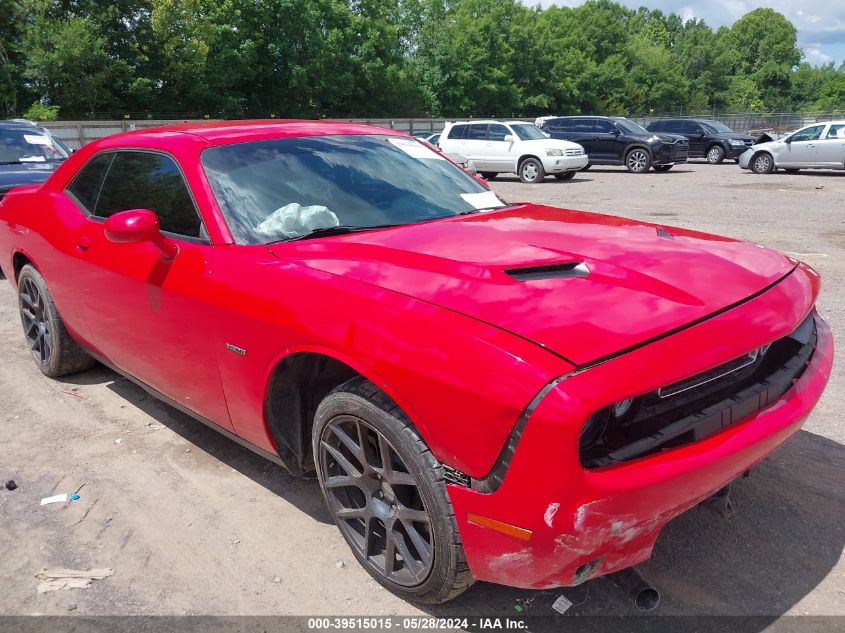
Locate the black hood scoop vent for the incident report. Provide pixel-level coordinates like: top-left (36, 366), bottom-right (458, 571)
top-left (505, 261), bottom-right (589, 281)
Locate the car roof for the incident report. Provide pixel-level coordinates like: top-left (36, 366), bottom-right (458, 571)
top-left (0, 120), bottom-right (47, 132)
top-left (98, 119), bottom-right (407, 148)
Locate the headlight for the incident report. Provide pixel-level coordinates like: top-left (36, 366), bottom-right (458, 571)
top-left (647, 135), bottom-right (661, 143)
top-left (729, 138), bottom-right (745, 146)
top-left (545, 148), bottom-right (563, 156)
top-left (579, 397), bottom-right (641, 451)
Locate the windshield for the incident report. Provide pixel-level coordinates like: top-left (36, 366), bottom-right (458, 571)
top-left (510, 124), bottom-right (547, 141)
top-left (201, 134), bottom-right (504, 244)
top-left (701, 121), bottom-right (734, 134)
top-left (613, 118), bottom-right (650, 135)
top-left (0, 127), bottom-right (69, 164)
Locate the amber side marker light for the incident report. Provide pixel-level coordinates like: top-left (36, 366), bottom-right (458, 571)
top-left (467, 513), bottom-right (533, 541)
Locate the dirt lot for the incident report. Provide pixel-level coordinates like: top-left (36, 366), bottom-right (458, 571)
top-left (0, 161), bottom-right (843, 622)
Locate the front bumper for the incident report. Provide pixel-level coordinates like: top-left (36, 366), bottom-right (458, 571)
top-left (541, 154), bottom-right (589, 173)
top-left (739, 149), bottom-right (755, 169)
top-left (727, 143), bottom-right (753, 159)
top-left (652, 142), bottom-right (688, 166)
top-left (447, 271), bottom-right (832, 589)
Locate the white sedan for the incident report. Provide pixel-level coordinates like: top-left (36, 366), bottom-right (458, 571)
top-left (739, 120), bottom-right (845, 174)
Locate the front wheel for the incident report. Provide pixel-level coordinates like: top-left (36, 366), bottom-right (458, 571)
top-left (751, 152), bottom-right (775, 174)
top-left (554, 171), bottom-right (576, 180)
top-left (653, 165), bottom-right (673, 172)
top-left (626, 148), bottom-right (651, 173)
top-left (581, 164), bottom-right (592, 171)
top-left (480, 172), bottom-right (498, 180)
top-left (706, 145), bottom-right (725, 164)
top-left (313, 378), bottom-right (473, 604)
top-left (17, 264), bottom-right (96, 377)
top-left (518, 157), bottom-right (545, 183)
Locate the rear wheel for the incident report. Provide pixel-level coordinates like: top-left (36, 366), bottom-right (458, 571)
top-left (518, 157), bottom-right (545, 183)
top-left (17, 265), bottom-right (95, 378)
top-left (480, 172), bottom-right (498, 180)
top-left (313, 378), bottom-right (473, 604)
top-left (751, 152), bottom-right (775, 174)
top-left (706, 145), bottom-right (725, 164)
top-left (625, 148), bottom-right (651, 173)
top-left (653, 165), bottom-right (673, 172)
top-left (554, 171), bottom-right (576, 180)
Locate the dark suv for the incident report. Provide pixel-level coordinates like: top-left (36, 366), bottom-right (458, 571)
top-left (539, 116), bottom-right (688, 173)
top-left (0, 121), bottom-right (71, 201)
top-left (646, 119), bottom-right (755, 164)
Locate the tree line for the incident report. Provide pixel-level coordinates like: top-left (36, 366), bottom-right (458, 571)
top-left (1, 0), bottom-right (844, 121)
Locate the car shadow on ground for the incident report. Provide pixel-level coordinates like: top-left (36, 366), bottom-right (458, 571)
top-left (58, 367), bottom-right (844, 627)
top-left (58, 365), bottom-right (333, 525)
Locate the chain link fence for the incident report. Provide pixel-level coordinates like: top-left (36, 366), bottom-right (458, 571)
top-left (37, 111), bottom-right (845, 149)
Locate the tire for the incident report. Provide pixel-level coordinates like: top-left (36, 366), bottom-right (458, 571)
top-left (554, 171), bottom-right (576, 180)
top-left (750, 152), bottom-right (775, 174)
top-left (706, 145), bottom-right (725, 164)
top-left (480, 172), bottom-right (498, 180)
top-left (581, 164), bottom-right (592, 171)
top-left (653, 165), bottom-right (673, 172)
top-left (17, 264), bottom-right (96, 378)
top-left (518, 157), bottom-right (545, 183)
top-left (313, 377), bottom-right (473, 604)
top-left (625, 148), bottom-right (651, 173)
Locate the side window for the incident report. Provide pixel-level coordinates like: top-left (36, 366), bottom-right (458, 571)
top-left (65, 153), bottom-right (114, 213)
top-left (683, 121), bottom-right (702, 134)
top-left (466, 124), bottom-right (488, 140)
top-left (825, 124), bottom-right (845, 139)
top-left (791, 125), bottom-right (824, 142)
top-left (571, 119), bottom-right (594, 133)
top-left (594, 119), bottom-right (616, 134)
top-left (448, 124), bottom-right (467, 140)
top-left (650, 121), bottom-right (666, 132)
top-left (488, 124), bottom-right (510, 141)
top-left (549, 118), bottom-right (572, 132)
top-left (96, 152), bottom-right (203, 238)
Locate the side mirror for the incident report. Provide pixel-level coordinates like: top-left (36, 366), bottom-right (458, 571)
top-left (784, 136), bottom-right (792, 143)
top-left (612, 127), bottom-right (621, 136)
top-left (503, 134), bottom-right (515, 143)
top-left (104, 209), bottom-right (179, 260)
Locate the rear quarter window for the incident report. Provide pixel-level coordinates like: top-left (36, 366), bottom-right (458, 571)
top-left (65, 153), bottom-right (115, 213)
top-left (446, 124), bottom-right (467, 140)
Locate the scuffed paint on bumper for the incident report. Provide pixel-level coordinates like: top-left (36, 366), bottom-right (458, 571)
top-left (447, 272), bottom-right (832, 589)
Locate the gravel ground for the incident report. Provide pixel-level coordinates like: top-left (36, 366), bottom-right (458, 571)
top-left (0, 161), bottom-right (842, 624)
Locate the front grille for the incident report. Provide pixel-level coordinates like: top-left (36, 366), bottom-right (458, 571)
top-left (580, 314), bottom-right (817, 468)
top-left (671, 141), bottom-right (689, 161)
top-left (743, 139), bottom-right (754, 147)
top-left (565, 148), bottom-right (584, 157)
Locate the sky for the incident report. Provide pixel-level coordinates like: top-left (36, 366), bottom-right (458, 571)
top-left (533, 1), bottom-right (845, 66)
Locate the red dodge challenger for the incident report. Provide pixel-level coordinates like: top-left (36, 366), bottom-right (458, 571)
top-left (0, 121), bottom-right (832, 604)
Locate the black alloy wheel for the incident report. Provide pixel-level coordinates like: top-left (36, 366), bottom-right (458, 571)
top-left (319, 414), bottom-right (434, 587)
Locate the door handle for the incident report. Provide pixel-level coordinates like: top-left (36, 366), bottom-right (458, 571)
top-left (76, 236), bottom-right (92, 252)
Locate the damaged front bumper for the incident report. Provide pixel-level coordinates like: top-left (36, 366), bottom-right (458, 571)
top-left (446, 268), bottom-right (833, 589)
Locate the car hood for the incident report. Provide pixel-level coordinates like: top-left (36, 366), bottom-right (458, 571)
top-left (0, 162), bottom-right (60, 194)
top-left (518, 138), bottom-right (583, 151)
top-left (713, 132), bottom-right (756, 142)
top-left (269, 205), bottom-right (795, 365)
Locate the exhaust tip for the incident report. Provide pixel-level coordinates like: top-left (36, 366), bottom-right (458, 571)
top-left (633, 586), bottom-right (660, 611)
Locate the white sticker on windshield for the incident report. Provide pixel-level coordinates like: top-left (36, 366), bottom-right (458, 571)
top-left (388, 138), bottom-right (445, 160)
top-left (19, 156), bottom-right (46, 162)
top-left (460, 190), bottom-right (506, 210)
top-left (24, 134), bottom-right (51, 145)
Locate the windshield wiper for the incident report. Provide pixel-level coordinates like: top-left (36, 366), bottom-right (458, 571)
top-left (0, 161), bottom-right (24, 165)
top-left (274, 223), bottom-right (403, 243)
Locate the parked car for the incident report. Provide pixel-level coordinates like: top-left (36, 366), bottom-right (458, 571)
top-left (0, 121), bottom-right (832, 604)
top-left (539, 116), bottom-right (688, 173)
top-left (739, 121), bottom-right (845, 174)
top-left (646, 119), bottom-right (755, 164)
top-left (438, 120), bottom-right (587, 182)
top-left (0, 121), bottom-right (71, 201)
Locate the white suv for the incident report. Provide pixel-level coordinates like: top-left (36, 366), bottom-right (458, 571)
top-left (438, 120), bottom-right (588, 183)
